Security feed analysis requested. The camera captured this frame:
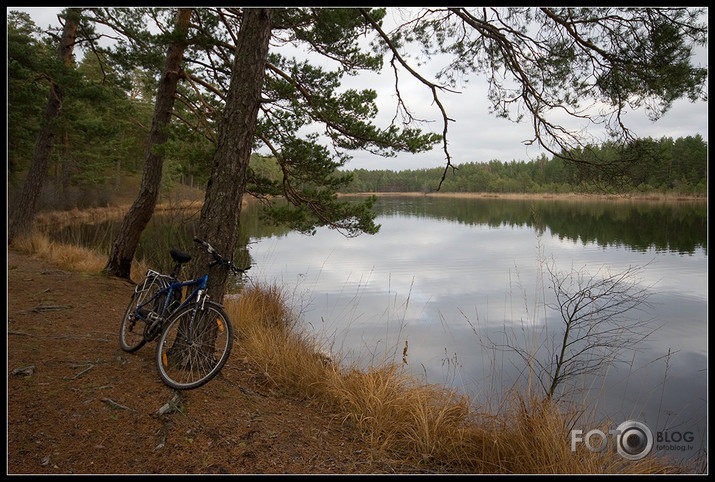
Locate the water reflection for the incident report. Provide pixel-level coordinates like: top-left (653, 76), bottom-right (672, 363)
top-left (246, 196), bottom-right (707, 463)
top-left (46, 195), bottom-right (707, 462)
top-left (45, 196), bottom-right (707, 267)
top-left (375, 196), bottom-right (707, 254)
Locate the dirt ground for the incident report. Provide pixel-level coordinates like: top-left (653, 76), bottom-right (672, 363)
top-left (7, 249), bottom-right (424, 475)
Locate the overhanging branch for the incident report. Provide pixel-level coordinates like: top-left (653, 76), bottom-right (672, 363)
top-left (359, 8), bottom-right (458, 190)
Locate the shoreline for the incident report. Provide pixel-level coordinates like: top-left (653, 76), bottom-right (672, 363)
top-left (32, 190), bottom-right (706, 227)
top-left (338, 191), bottom-right (707, 203)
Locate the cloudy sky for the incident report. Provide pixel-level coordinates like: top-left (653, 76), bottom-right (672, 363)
top-left (11, 7), bottom-right (708, 172)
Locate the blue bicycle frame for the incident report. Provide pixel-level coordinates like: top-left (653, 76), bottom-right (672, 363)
top-left (134, 272), bottom-right (210, 328)
top-left (130, 237), bottom-right (249, 342)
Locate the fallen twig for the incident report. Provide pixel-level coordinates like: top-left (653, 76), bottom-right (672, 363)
top-left (66, 363), bottom-right (94, 380)
top-left (33, 305), bottom-right (72, 312)
top-left (156, 393), bottom-right (183, 416)
top-left (8, 330), bottom-right (34, 337)
top-left (12, 365), bottom-right (36, 376)
top-left (101, 397), bottom-right (136, 412)
top-left (16, 305), bottom-right (72, 314)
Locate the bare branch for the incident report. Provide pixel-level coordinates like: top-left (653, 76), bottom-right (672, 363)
top-left (359, 8), bottom-right (458, 190)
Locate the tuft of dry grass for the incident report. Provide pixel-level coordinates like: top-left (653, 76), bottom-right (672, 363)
top-left (225, 283), bottom-right (337, 400)
top-left (453, 394), bottom-right (680, 474)
top-left (328, 364), bottom-right (473, 460)
top-left (9, 230), bottom-right (149, 283)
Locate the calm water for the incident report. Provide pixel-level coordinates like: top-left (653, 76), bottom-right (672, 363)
top-left (48, 195), bottom-right (708, 463)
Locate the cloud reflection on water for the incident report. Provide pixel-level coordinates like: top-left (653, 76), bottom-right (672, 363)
top-left (248, 197), bottom-right (707, 460)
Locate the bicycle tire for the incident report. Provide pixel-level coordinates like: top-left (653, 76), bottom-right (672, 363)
top-left (155, 301), bottom-right (234, 390)
top-left (119, 273), bottom-right (167, 352)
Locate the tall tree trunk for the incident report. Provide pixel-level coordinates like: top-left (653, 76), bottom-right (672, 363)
top-left (105, 8), bottom-right (192, 279)
top-left (8, 8), bottom-right (80, 244)
top-left (59, 130), bottom-right (72, 208)
top-left (115, 157), bottom-right (121, 192)
top-left (195, 8), bottom-right (274, 302)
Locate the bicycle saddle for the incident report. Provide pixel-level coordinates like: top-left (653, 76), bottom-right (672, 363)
top-left (170, 249), bottom-right (192, 264)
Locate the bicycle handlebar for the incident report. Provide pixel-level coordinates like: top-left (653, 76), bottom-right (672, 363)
top-left (193, 236), bottom-right (251, 274)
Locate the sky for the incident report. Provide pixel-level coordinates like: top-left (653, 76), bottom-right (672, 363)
top-left (10, 6), bottom-right (709, 172)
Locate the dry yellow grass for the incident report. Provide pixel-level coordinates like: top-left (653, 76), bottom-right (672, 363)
top-left (223, 283), bottom-right (684, 474)
top-left (33, 200), bottom-right (204, 228)
top-left (9, 231), bottom-right (689, 474)
top-left (225, 283), bottom-right (336, 400)
top-left (9, 230), bottom-right (149, 283)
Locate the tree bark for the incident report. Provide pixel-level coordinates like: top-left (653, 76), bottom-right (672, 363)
top-left (8, 9), bottom-right (80, 244)
top-left (194, 8), bottom-right (274, 302)
top-left (104, 8), bottom-right (192, 279)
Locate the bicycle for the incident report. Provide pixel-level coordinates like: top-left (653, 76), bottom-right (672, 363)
top-left (119, 236), bottom-right (250, 390)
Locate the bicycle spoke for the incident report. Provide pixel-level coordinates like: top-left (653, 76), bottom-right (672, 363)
top-left (155, 302), bottom-right (233, 390)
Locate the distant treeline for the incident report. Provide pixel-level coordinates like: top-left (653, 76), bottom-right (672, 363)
top-left (338, 135), bottom-right (707, 195)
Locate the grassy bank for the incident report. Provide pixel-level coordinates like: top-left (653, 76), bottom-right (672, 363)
top-left (33, 199), bottom-right (204, 230)
top-left (8, 230), bottom-right (689, 474)
top-left (339, 191), bottom-right (707, 203)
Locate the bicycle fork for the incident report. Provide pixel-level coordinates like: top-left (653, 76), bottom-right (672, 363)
top-left (185, 289), bottom-right (209, 345)
top-left (160, 289), bottom-right (212, 371)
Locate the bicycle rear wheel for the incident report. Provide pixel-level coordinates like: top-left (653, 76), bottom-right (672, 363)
top-left (119, 273), bottom-right (166, 352)
top-left (155, 301), bottom-right (234, 390)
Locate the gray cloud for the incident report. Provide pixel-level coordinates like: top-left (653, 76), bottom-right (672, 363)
top-left (14, 7), bottom-right (707, 172)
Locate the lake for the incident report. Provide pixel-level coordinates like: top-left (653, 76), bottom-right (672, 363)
top-left (47, 194), bottom-right (708, 464)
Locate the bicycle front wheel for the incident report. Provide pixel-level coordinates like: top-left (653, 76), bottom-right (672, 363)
top-left (119, 273), bottom-right (167, 352)
top-left (155, 301), bottom-right (234, 390)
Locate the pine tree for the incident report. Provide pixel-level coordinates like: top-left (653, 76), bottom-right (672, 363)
top-left (104, 8), bottom-right (193, 279)
top-left (9, 8), bottom-right (81, 243)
